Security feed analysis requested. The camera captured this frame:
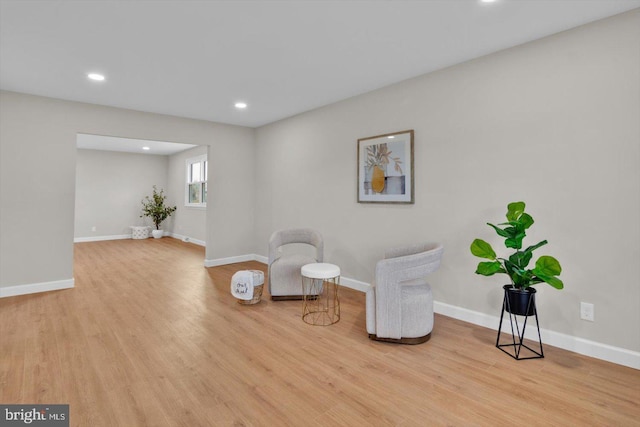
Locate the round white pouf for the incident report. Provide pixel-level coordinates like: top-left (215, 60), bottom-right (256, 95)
top-left (300, 263), bottom-right (341, 326)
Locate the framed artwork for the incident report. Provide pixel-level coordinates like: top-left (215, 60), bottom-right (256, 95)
top-left (357, 130), bottom-right (414, 204)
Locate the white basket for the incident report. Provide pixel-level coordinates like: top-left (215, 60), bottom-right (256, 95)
top-left (231, 270), bottom-right (265, 305)
top-left (130, 226), bottom-right (151, 239)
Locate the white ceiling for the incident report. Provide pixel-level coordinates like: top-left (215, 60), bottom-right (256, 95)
top-left (2, 0), bottom-right (639, 128)
top-left (77, 133), bottom-right (197, 155)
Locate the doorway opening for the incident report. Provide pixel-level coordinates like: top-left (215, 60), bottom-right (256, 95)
top-left (74, 133), bottom-right (207, 246)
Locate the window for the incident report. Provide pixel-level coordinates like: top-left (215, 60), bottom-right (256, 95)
top-left (186, 155), bottom-right (207, 207)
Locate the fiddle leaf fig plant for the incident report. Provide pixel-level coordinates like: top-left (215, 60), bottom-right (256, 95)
top-left (140, 186), bottom-right (177, 230)
top-left (470, 201), bottom-right (564, 290)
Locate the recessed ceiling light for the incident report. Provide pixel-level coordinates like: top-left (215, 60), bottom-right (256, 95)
top-left (387, 136), bottom-right (395, 139)
top-left (142, 146), bottom-right (150, 151)
top-left (481, 0), bottom-right (498, 3)
top-left (234, 102), bottom-right (247, 109)
top-left (87, 73), bottom-right (105, 81)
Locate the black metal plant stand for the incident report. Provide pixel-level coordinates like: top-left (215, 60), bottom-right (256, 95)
top-left (496, 286), bottom-right (544, 360)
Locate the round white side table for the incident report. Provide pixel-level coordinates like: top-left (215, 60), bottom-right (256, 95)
top-left (300, 263), bottom-right (341, 326)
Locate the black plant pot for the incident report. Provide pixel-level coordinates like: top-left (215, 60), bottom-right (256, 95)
top-left (503, 285), bottom-right (536, 316)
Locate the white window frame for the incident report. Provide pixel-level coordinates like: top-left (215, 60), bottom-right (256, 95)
top-left (185, 154), bottom-right (207, 208)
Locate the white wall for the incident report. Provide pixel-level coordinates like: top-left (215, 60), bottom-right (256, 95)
top-left (75, 149), bottom-right (170, 239)
top-left (167, 145), bottom-right (208, 244)
top-left (0, 92), bottom-right (255, 288)
top-left (254, 11), bottom-right (640, 352)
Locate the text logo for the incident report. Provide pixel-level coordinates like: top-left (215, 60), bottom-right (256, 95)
top-left (1, 405), bottom-right (69, 426)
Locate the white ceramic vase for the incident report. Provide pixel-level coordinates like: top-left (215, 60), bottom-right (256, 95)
top-left (151, 229), bottom-right (164, 239)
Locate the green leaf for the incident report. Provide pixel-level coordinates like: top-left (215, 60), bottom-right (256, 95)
top-left (533, 255), bottom-right (562, 276)
top-left (470, 239), bottom-right (496, 260)
top-left (487, 223), bottom-right (511, 238)
top-left (503, 226), bottom-right (519, 236)
top-left (523, 240), bottom-right (548, 255)
top-left (506, 201), bottom-right (525, 222)
top-left (534, 272), bottom-right (564, 289)
top-left (532, 256), bottom-right (564, 289)
top-left (502, 259), bottom-right (518, 282)
top-left (505, 231), bottom-right (526, 249)
top-left (519, 213), bottom-right (534, 229)
top-left (509, 251), bottom-right (532, 269)
top-left (475, 261), bottom-right (505, 276)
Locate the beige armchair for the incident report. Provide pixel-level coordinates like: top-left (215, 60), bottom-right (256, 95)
top-left (366, 243), bottom-right (444, 344)
top-left (268, 228), bottom-right (323, 300)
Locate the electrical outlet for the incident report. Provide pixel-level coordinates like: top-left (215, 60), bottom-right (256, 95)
top-left (91, 226), bottom-right (96, 232)
top-left (580, 302), bottom-right (595, 322)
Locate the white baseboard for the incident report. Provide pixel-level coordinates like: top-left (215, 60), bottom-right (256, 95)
top-left (434, 301), bottom-right (497, 330)
top-left (169, 233), bottom-right (206, 247)
top-left (204, 254), bottom-right (262, 267)
top-left (0, 278), bottom-right (75, 298)
top-left (74, 234), bottom-right (131, 243)
top-left (434, 301), bottom-right (640, 370)
top-left (254, 254), bottom-right (268, 264)
top-left (340, 277), bottom-right (372, 293)
top-left (74, 233), bottom-right (207, 247)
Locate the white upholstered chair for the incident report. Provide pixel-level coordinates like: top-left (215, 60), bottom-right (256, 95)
top-left (268, 228), bottom-right (323, 300)
top-left (366, 242), bottom-right (444, 344)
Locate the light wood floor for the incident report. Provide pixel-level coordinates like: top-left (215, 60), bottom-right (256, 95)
top-left (1, 238), bottom-right (638, 426)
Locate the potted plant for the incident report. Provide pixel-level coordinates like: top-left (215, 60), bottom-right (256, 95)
top-left (140, 186), bottom-right (177, 239)
top-left (470, 201), bottom-right (563, 316)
